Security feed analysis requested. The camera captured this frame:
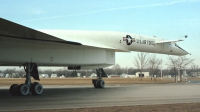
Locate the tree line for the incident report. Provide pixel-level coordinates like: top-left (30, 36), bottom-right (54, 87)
top-left (0, 53), bottom-right (198, 78)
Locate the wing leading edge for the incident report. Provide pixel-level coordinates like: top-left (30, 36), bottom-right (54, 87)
top-left (0, 18), bottom-right (81, 45)
top-left (156, 39), bottom-right (183, 44)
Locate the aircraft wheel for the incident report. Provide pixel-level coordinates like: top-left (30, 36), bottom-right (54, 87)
top-left (97, 80), bottom-right (105, 88)
top-left (32, 83), bottom-right (43, 95)
top-left (92, 79), bottom-right (100, 88)
top-left (10, 84), bottom-right (19, 96)
top-left (19, 84), bottom-right (29, 96)
top-left (93, 83), bottom-right (98, 88)
top-left (92, 79), bottom-right (98, 88)
top-left (95, 80), bottom-right (99, 88)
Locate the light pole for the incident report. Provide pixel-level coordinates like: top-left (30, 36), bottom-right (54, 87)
top-left (160, 54), bottom-right (163, 79)
top-left (178, 68), bottom-right (180, 82)
top-left (161, 69), bottom-right (163, 79)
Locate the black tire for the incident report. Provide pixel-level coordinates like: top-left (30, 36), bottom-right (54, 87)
top-left (10, 84), bottom-right (19, 96)
top-left (19, 84), bottom-right (29, 96)
top-left (97, 80), bottom-right (105, 88)
top-left (32, 83), bottom-right (43, 95)
top-left (92, 79), bottom-right (98, 88)
top-left (94, 80), bottom-right (98, 88)
top-left (10, 84), bottom-right (18, 95)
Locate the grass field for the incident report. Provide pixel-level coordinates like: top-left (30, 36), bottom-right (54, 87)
top-left (0, 77), bottom-right (175, 85)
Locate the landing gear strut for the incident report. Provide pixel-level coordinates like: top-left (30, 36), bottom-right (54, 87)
top-left (9, 63), bottom-right (43, 96)
top-left (92, 68), bottom-right (107, 88)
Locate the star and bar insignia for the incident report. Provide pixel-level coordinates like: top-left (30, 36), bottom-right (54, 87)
top-left (123, 35), bottom-right (135, 45)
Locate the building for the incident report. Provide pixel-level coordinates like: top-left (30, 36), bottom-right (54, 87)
top-left (121, 74), bottom-right (136, 78)
top-left (40, 74), bottom-right (49, 78)
top-left (0, 73), bottom-right (4, 78)
top-left (135, 72), bottom-right (149, 78)
top-left (108, 74), bottom-right (120, 78)
top-left (51, 74), bottom-right (58, 78)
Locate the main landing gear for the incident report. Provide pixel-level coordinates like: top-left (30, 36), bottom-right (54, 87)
top-left (10, 63), bottom-right (43, 96)
top-left (92, 68), bottom-right (107, 88)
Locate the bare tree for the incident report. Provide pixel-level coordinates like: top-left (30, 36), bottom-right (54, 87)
top-left (190, 64), bottom-right (199, 76)
top-left (133, 52), bottom-right (149, 80)
top-left (166, 56), bottom-right (177, 72)
top-left (42, 69), bottom-right (53, 77)
top-left (191, 64), bottom-right (199, 72)
top-left (112, 64), bottom-right (122, 75)
top-left (166, 56), bottom-right (179, 82)
top-left (121, 66), bottom-right (128, 74)
top-left (148, 54), bottom-right (162, 80)
top-left (176, 56), bottom-right (194, 81)
top-left (3, 68), bottom-right (17, 78)
top-left (176, 56), bottom-right (194, 69)
top-left (104, 68), bottom-right (112, 75)
top-left (127, 67), bottom-right (137, 75)
top-left (166, 56), bottom-right (194, 82)
top-left (17, 69), bottom-right (26, 78)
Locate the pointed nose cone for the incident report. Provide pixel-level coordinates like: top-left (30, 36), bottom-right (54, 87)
top-left (181, 50), bottom-right (189, 56)
top-left (173, 43), bottom-right (189, 56)
top-left (177, 47), bottom-right (189, 56)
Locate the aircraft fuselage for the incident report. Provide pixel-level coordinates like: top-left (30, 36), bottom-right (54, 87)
top-left (0, 30), bottom-right (188, 68)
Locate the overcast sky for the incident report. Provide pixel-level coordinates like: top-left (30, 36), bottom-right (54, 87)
top-left (0, 0), bottom-right (200, 70)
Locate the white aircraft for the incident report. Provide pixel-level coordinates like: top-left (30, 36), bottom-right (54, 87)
top-left (0, 18), bottom-right (188, 96)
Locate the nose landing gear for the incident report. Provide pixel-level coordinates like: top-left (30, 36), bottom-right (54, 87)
top-left (92, 79), bottom-right (105, 88)
top-left (92, 68), bottom-right (107, 88)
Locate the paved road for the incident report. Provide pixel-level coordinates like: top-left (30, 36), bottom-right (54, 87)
top-left (0, 83), bottom-right (200, 111)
